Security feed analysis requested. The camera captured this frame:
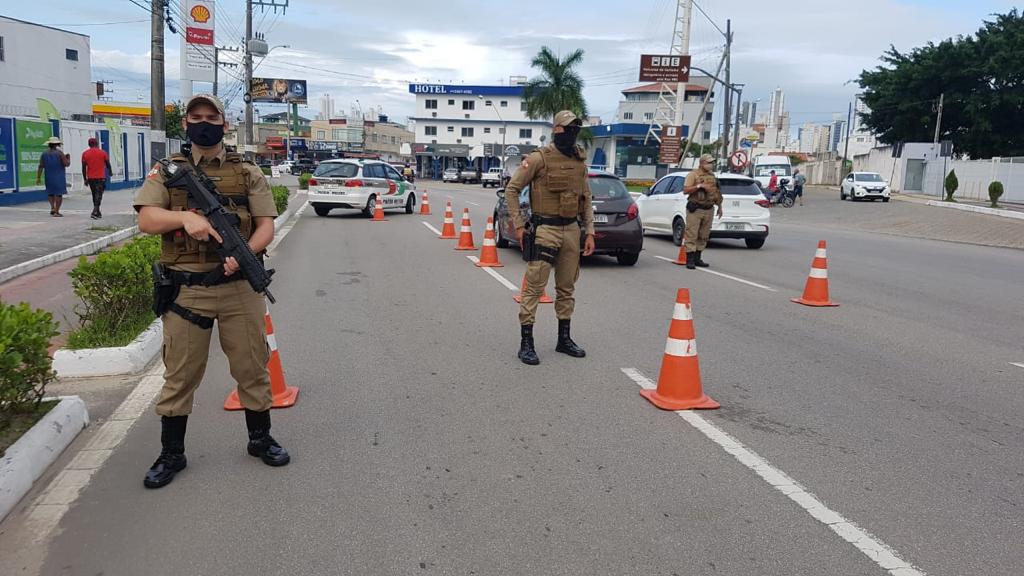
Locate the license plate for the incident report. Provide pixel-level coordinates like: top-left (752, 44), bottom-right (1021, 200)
top-left (593, 214), bottom-right (609, 223)
top-left (331, 189), bottom-right (346, 195)
top-left (725, 223), bottom-right (745, 231)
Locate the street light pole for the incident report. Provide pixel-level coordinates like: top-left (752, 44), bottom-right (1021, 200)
top-left (479, 95), bottom-right (506, 172)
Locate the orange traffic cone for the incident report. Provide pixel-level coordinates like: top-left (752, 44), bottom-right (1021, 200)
top-left (439, 201), bottom-right (457, 239)
top-left (224, 303), bottom-right (299, 410)
top-left (419, 190), bottom-right (431, 215)
top-left (475, 216), bottom-right (503, 267)
top-left (513, 274), bottom-right (554, 304)
top-left (791, 240), bottom-right (838, 307)
top-left (640, 288), bottom-right (719, 410)
top-left (371, 194), bottom-right (387, 221)
top-left (671, 245), bottom-right (688, 266)
top-left (454, 208), bottom-right (476, 250)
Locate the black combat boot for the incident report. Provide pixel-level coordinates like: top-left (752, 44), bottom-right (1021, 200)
top-left (143, 415), bottom-right (188, 489)
top-left (685, 252), bottom-right (697, 270)
top-left (518, 324), bottom-right (540, 365)
top-left (694, 251), bottom-right (710, 268)
top-left (555, 319), bottom-right (586, 358)
top-left (245, 409), bottom-right (291, 466)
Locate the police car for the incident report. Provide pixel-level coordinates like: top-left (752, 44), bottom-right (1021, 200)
top-left (307, 159), bottom-right (417, 217)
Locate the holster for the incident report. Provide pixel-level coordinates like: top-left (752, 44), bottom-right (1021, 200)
top-left (152, 263), bottom-right (181, 318)
top-left (521, 223), bottom-right (538, 263)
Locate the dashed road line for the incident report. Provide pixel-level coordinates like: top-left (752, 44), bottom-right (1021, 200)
top-left (422, 221), bottom-right (442, 235)
top-left (652, 255), bottom-right (777, 292)
top-left (466, 255), bottom-right (518, 291)
top-left (466, 201), bottom-right (481, 206)
top-left (1009, 362), bottom-right (1024, 370)
top-left (621, 367), bottom-right (925, 576)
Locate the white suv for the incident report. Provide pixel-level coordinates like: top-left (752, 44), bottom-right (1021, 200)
top-left (841, 172), bottom-right (891, 202)
top-left (307, 159), bottom-right (417, 218)
top-left (636, 171), bottom-right (771, 249)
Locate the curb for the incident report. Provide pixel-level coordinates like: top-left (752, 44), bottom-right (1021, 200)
top-left (0, 226), bottom-right (140, 285)
top-left (49, 198), bottom-right (302, 379)
top-left (924, 200), bottom-right (1024, 221)
top-left (0, 396), bottom-right (89, 524)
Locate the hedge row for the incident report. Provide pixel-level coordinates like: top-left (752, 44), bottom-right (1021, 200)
top-left (0, 300), bottom-right (59, 431)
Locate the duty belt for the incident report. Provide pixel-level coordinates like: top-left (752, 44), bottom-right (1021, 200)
top-left (169, 269), bottom-right (245, 287)
top-left (531, 215), bottom-right (577, 227)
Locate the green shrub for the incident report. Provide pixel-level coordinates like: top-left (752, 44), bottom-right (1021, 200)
top-left (0, 301), bottom-right (59, 431)
top-left (261, 166), bottom-right (272, 176)
top-left (66, 235), bottom-right (160, 349)
top-left (272, 185), bottom-right (289, 215)
top-left (988, 181), bottom-right (1004, 208)
top-left (944, 169), bottom-right (959, 202)
top-left (298, 172), bottom-right (311, 190)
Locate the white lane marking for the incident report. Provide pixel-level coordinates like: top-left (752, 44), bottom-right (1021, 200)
top-left (466, 255), bottom-right (518, 291)
top-left (267, 201), bottom-right (308, 255)
top-left (653, 255), bottom-right (777, 292)
top-left (466, 201), bottom-right (481, 206)
top-left (1009, 362), bottom-right (1024, 369)
top-left (621, 367), bottom-right (925, 576)
top-left (422, 221), bottom-right (442, 235)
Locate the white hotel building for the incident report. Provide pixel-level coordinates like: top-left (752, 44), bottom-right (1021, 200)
top-left (408, 83), bottom-right (552, 177)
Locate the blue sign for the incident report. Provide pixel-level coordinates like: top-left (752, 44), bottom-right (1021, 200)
top-left (0, 118), bottom-right (15, 191)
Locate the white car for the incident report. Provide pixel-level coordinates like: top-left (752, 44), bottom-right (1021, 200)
top-left (841, 172), bottom-right (891, 202)
top-left (636, 171), bottom-right (771, 249)
top-left (276, 160), bottom-right (295, 174)
top-left (307, 159), bottom-right (417, 218)
top-left (442, 168), bottom-right (460, 183)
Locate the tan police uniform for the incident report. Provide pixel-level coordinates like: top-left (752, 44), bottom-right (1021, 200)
top-left (683, 167), bottom-right (723, 253)
top-left (134, 147), bottom-right (278, 417)
top-left (504, 144), bottom-right (594, 325)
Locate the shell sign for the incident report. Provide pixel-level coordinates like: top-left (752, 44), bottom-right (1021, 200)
top-left (190, 4), bottom-right (211, 23)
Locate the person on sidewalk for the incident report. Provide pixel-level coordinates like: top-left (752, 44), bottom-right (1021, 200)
top-left (504, 110), bottom-right (595, 366)
top-left (682, 154), bottom-right (724, 269)
top-left (134, 94), bottom-right (290, 490)
top-left (793, 168), bottom-right (807, 206)
top-left (81, 137), bottom-right (112, 219)
top-left (36, 137), bottom-right (70, 217)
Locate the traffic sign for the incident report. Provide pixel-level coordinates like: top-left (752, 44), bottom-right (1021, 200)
top-left (729, 150), bottom-right (749, 170)
top-left (658, 126), bottom-right (683, 165)
top-left (639, 54), bottom-right (691, 83)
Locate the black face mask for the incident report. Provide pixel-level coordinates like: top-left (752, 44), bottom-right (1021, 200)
top-left (553, 125), bottom-right (581, 156)
top-left (186, 121), bottom-right (224, 147)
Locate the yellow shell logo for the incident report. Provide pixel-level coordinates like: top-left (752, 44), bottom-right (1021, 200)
top-left (190, 4), bottom-right (211, 23)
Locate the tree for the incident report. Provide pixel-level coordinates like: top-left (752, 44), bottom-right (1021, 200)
top-left (858, 9), bottom-right (1024, 158)
top-left (522, 47), bottom-right (589, 122)
top-left (164, 101), bottom-right (185, 140)
top-left (944, 169), bottom-right (959, 201)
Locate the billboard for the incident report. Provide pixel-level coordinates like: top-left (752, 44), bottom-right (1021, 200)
top-left (250, 78), bottom-right (308, 104)
top-left (0, 118), bottom-right (15, 191)
top-left (15, 120), bottom-right (53, 190)
top-left (639, 54), bottom-right (691, 83)
top-left (181, 0), bottom-right (216, 83)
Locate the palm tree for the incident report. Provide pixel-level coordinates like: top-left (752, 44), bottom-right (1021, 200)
top-left (522, 46), bottom-right (589, 122)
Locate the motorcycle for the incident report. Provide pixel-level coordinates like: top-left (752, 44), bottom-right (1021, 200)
top-left (770, 178), bottom-right (796, 208)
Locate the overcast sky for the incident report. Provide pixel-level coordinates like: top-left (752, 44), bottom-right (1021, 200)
top-left (6, 0), bottom-right (1017, 136)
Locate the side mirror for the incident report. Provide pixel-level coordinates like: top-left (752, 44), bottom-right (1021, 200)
top-left (644, 187), bottom-right (653, 196)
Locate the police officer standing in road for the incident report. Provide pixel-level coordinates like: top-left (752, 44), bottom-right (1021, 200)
top-left (134, 94), bottom-right (290, 489)
top-left (682, 154), bottom-right (724, 269)
top-left (505, 110), bottom-right (595, 365)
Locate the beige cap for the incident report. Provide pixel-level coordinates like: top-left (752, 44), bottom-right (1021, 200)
top-left (700, 153), bottom-right (714, 164)
top-left (554, 110), bottom-right (582, 127)
top-left (185, 93), bottom-right (226, 116)
top-left (46, 136), bottom-right (62, 146)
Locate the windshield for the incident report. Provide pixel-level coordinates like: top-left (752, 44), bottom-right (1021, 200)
top-left (720, 180), bottom-right (763, 196)
top-left (855, 173), bottom-right (885, 182)
top-left (445, 169), bottom-right (458, 174)
top-left (755, 165), bottom-right (792, 177)
top-left (588, 176), bottom-right (629, 199)
top-left (313, 163), bottom-right (358, 178)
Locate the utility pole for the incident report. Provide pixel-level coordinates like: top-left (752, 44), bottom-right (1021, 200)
top-left (722, 19), bottom-right (732, 159)
top-left (150, 0), bottom-right (166, 163)
top-left (732, 85), bottom-right (743, 155)
top-left (841, 99), bottom-right (853, 176)
top-left (932, 92), bottom-right (944, 144)
top-left (244, 0), bottom-right (254, 161)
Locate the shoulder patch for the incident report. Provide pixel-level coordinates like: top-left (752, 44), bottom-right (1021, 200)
top-left (146, 163), bottom-right (162, 180)
top-left (521, 159), bottom-right (529, 169)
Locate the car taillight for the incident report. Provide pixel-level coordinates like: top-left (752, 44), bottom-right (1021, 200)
top-left (626, 203), bottom-right (639, 221)
top-left (755, 199), bottom-right (770, 208)
top-left (344, 179), bottom-right (363, 187)
top-left (308, 178), bottom-right (318, 187)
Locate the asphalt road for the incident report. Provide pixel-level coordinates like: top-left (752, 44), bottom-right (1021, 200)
top-left (5, 183), bottom-right (1022, 575)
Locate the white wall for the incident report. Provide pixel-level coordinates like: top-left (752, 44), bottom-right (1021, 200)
top-left (0, 17), bottom-right (93, 119)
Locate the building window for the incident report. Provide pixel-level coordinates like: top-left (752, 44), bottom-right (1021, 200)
top-left (521, 101), bottom-right (528, 112)
top-left (424, 126), bottom-right (437, 136)
top-left (623, 112), bottom-right (633, 120)
top-left (499, 127), bottom-right (505, 135)
top-left (644, 112), bottom-right (654, 121)
top-left (391, 136), bottom-right (397, 144)
top-left (500, 100), bottom-right (508, 107)
top-left (705, 111), bottom-right (713, 121)
top-left (332, 129), bottom-right (344, 139)
top-left (484, 127), bottom-right (491, 134)
top-left (316, 130), bottom-right (326, 139)
top-left (463, 100), bottom-right (475, 110)
top-left (703, 131), bottom-right (711, 141)
top-left (0, 37), bottom-right (5, 62)
top-left (447, 126), bottom-right (454, 132)
top-left (485, 100), bottom-right (492, 106)
top-left (65, 48), bottom-right (79, 61)
top-left (425, 99), bottom-right (438, 109)
top-left (448, 99), bottom-right (455, 106)
top-left (519, 128), bottom-right (532, 139)
top-left (372, 134), bottom-right (379, 143)
top-left (461, 127), bottom-right (474, 137)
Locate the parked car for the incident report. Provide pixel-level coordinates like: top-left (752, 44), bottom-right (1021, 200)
top-left (481, 167), bottom-right (507, 188)
top-left (492, 172), bottom-right (643, 266)
top-left (442, 168), bottom-right (460, 183)
top-left (460, 167), bottom-right (481, 184)
top-left (307, 159), bottom-right (417, 218)
top-left (840, 172), bottom-right (891, 202)
top-left (291, 159), bottom-right (317, 174)
top-left (275, 160), bottom-right (295, 174)
top-left (636, 171), bottom-right (770, 249)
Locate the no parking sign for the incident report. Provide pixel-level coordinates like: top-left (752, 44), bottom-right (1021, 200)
top-left (729, 150), bottom-right (749, 171)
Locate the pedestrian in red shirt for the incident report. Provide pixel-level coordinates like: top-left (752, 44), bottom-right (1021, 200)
top-left (81, 138), bottom-right (112, 219)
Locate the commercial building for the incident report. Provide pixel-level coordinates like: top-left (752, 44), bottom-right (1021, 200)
top-left (407, 83), bottom-right (551, 177)
top-left (306, 116), bottom-right (413, 163)
top-left (0, 16), bottom-right (94, 119)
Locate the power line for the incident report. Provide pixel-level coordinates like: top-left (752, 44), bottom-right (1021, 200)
top-left (43, 18), bottom-right (149, 26)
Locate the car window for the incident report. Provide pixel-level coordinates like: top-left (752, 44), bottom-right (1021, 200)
top-left (666, 176), bottom-right (685, 195)
top-left (720, 180), bottom-right (763, 196)
top-left (313, 163), bottom-right (358, 178)
top-left (855, 173), bottom-right (884, 182)
top-left (650, 177), bottom-right (673, 196)
top-left (363, 164), bottom-right (386, 179)
top-left (588, 177), bottom-right (629, 200)
top-left (846, 174), bottom-right (855, 181)
top-left (384, 165), bottom-right (403, 180)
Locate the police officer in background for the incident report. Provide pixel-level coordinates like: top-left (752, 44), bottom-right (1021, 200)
top-left (682, 153), bottom-right (724, 269)
top-left (134, 94), bottom-right (290, 489)
top-left (504, 110), bottom-right (595, 365)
